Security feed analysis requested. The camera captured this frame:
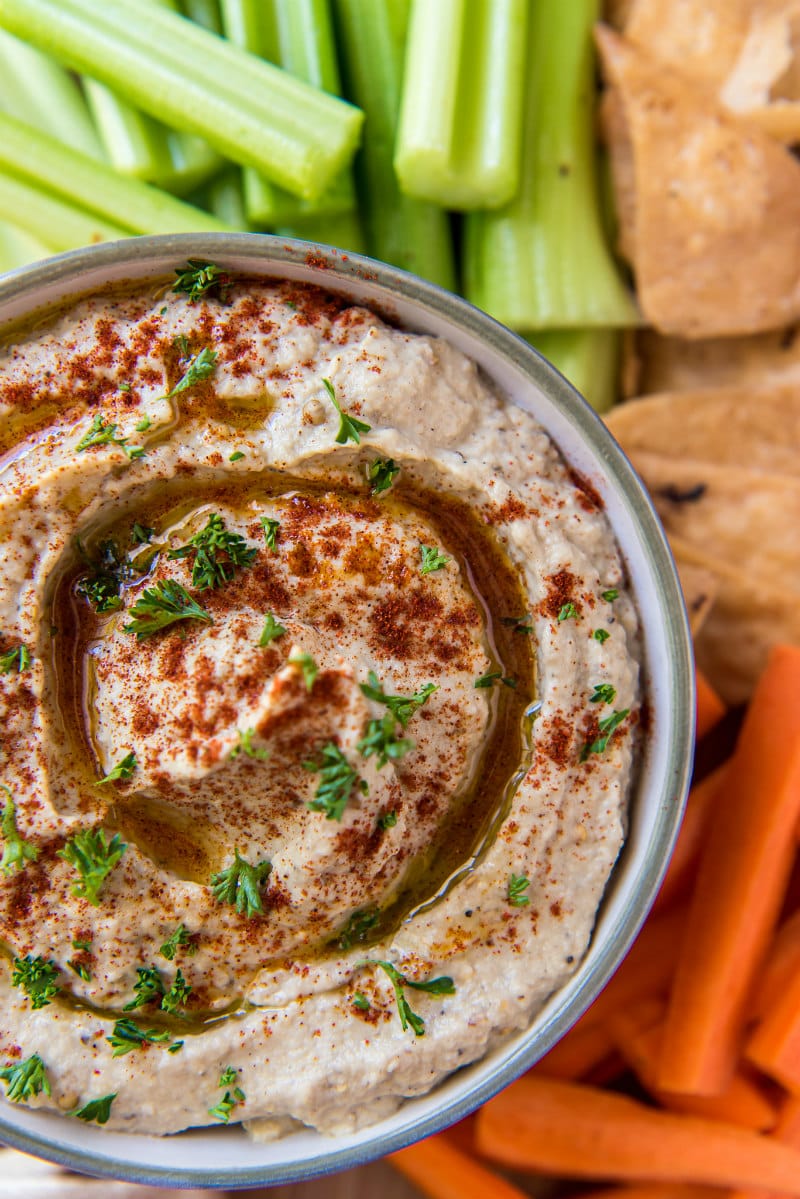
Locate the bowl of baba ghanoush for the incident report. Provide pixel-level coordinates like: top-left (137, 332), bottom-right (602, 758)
top-left (0, 234), bottom-right (693, 1187)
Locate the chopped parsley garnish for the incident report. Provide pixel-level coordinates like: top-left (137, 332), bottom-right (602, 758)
top-left (168, 512), bottom-right (257, 591)
top-left (11, 955), bottom-right (60, 1008)
top-left (210, 849), bottom-right (272, 918)
top-left (68, 959), bottom-right (92, 982)
top-left (166, 346), bottom-right (218, 398)
top-left (159, 923), bottom-right (195, 961)
top-left (75, 536), bottom-right (137, 613)
top-left (372, 961), bottom-right (455, 1037)
top-left (558, 602), bottom-right (578, 622)
top-left (580, 709), bottom-right (630, 762)
top-left (94, 751), bottom-right (137, 786)
top-left (172, 259), bottom-right (230, 303)
top-left (590, 683), bottom-right (617, 705)
top-left (359, 672), bottom-right (437, 727)
top-left (72, 1093), bottom-right (116, 1124)
top-left (501, 613), bottom-right (533, 635)
top-left (0, 1054), bottom-right (50, 1102)
top-left (419, 545), bottom-right (450, 575)
top-left (75, 414), bottom-right (144, 460)
top-left (72, 939), bottom-right (92, 952)
top-left (107, 1018), bottom-right (175, 1057)
top-left (259, 613), bottom-right (287, 646)
top-left (602, 589), bottom-right (619, 602)
top-left (230, 728), bottom-right (269, 760)
top-left (0, 642), bottom-right (31, 674)
top-left (289, 649), bottom-right (318, 691)
top-left (131, 522), bottom-right (154, 545)
top-left (304, 743), bottom-right (363, 822)
top-left (367, 457), bottom-right (400, 495)
top-left (507, 873), bottom-right (531, 907)
top-left (474, 672), bottom-right (516, 689)
top-left (229, 451), bottom-right (245, 462)
top-left (322, 377), bottom-right (371, 445)
top-left (119, 382), bottom-right (131, 392)
top-left (260, 516), bottom-right (280, 551)
top-left (58, 828), bottom-right (127, 906)
top-left (338, 907), bottom-right (379, 950)
top-left (123, 965), bottom-right (164, 1011)
top-left (219, 1066), bottom-right (237, 1087)
top-left (352, 992), bottom-right (371, 1011)
top-left (123, 579), bottom-right (213, 640)
top-left (134, 415), bottom-right (151, 432)
top-left (0, 787), bottom-right (38, 876)
top-left (209, 1067), bottom-right (245, 1123)
top-left (161, 968), bottom-right (192, 1014)
top-left (357, 713), bottom-right (414, 769)
top-left (593, 628), bottom-right (610, 644)
top-left (378, 811), bottom-right (398, 830)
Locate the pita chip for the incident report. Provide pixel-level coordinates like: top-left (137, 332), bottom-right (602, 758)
top-left (634, 326), bottom-right (800, 394)
top-left (596, 25), bottom-right (800, 337)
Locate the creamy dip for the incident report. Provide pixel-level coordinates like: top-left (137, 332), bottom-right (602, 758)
top-left (0, 268), bottom-right (640, 1135)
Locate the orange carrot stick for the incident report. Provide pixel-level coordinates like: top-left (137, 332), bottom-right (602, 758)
top-left (583, 904), bottom-right (687, 1027)
top-left (474, 1074), bottom-right (800, 1193)
top-left (567, 1188), bottom-right (721, 1199)
top-left (728, 1095), bottom-right (800, 1199)
top-left (695, 668), bottom-right (726, 740)
top-left (390, 1133), bottom-right (529, 1199)
top-left (748, 908), bottom-right (800, 1023)
top-left (533, 1014), bottom-right (616, 1080)
top-left (652, 764), bottom-right (727, 914)
top-left (657, 644), bottom-right (800, 1095)
top-left (746, 959), bottom-right (800, 1093)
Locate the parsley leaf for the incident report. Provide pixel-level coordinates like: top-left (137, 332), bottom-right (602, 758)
top-left (159, 923), bottom-right (195, 962)
top-left (288, 650), bottom-right (318, 691)
top-left (501, 613), bottom-right (533, 635)
top-left (107, 1018), bottom-right (174, 1057)
top-left (209, 1076), bottom-right (246, 1124)
top-left (229, 451), bottom-right (245, 463)
top-left (602, 588), bottom-right (619, 602)
top-left (219, 1066), bottom-right (237, 1087)
top-left (0, 643), bottom-right (31, 674)
top-left (322, 377), bottom-right (371, 445)
top-left (419, 545), bottom-right (450, 575)
top-left (352, 992), bottom-right (370, 1011)
top-left (75, 414), bottom-right (144, 460)
top-left (75, 537), bottom-right (137, 613)
top-left (338, 906), bottom-right (379, 950)
top-left (507, 873), bottom-right (531, 907)
top-left (130, 522), bottom-right (154, 545)
top-left (166, 347), bottom-right (218, 398)
top-left (593, 628), bottom-right (610, 644)
top-left (356, 713), bottom-right (414, 769)
top-left (72, 1093), bottom-right (116, 1124)
top-left (367, 457), bottom-right (400, 495)
top-left (123, 579), bottom-right (213, 640)
top-left (168, 512), bottom-right (257, 591)
top-left (304, 743), bottom-right (361, 822)
top-left (580, 709), bottom-right (630, 762)
top-left (590, 683), bottom-right (616, 705)
top-left (58, 828), bottom-right (127, 906)
top-left (372, 961), bottom-right (455, 1037)
top-left (94, 751), bottom-right (137, 786)
top-left (259, 613), bottom-right (286, 646)
top-left (260, 516), bottom-right (280, 551)
top-left (230, 728), bottom-right (269, 760)
top-left (123, 965), bottom-right (165, 1011)
top-left (161, 968), bottom-right (192, 1014)
top-left (359, 672), bottom-right (437, 728)
top-left (0, 1054), bottom-right (50, 1102)
top-left (11, 955), bottom-right (60, 1009)
top-left (474, 672), bottom-right (516, 689)
top-left (172, 260), bottom-right (230, 303)
top-left (0, 787), bottom-right (38, 876)
top-left (210, 849), bottom-right (272, 918)
top-left (378, 811), bottom-right (397, 830)
top-left (68, 959), bottom-right (92, 982)
top-left (558, 602), bottom-right (578, 621)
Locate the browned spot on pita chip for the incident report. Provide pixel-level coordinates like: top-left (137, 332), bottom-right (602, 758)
top-left (596, 25), bottom-right (800, 338)
top-left (634, 327), bottom-right (800, 394)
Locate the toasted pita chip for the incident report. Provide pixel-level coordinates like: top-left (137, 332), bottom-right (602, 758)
top-left (625, 452), bottom-right (800, 594)
top-left (606, 385), bottom-right (800, 474)
top-left (675, 559), bottom-right (720, 636)
top-left (596, 25), bottom-right (800, 338)
top-left (634, 326), bottom-right (800, 394)
top-left (624, 0), bottom-right (800, 142)
top-left (670, 535), bottom-right (800, 704)
top-left (603, 0), bottom-right (637, 31)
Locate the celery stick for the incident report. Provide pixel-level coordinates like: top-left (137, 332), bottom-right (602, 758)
top-left (463, 0), bottom-right (638, 329)
top-left (83, 80), bottom-right (175, 184)
top-left (180, 0), bottom-right (222, 34)
top-left (394, 0), bottom-right (527, 210)
top-left (0, 28), bottom-right (102, 159)
top-left (220, 0), bottom-right (356, 225)
top-left (0, 220), bottom-right (49, 273)
top-left (0, 173), bottom-right (128, 252)
top-left (0, 0), bottom-right (363, 200)
top-left (529, 329), bottom-right (621, 415)
top-left (206, 168), bottom-right (255, 230)
top-left (277, 210), bottom-right (366, 255)
top-left (332, 0), bottom-right (456, 290)
top-left (0, 111), bottom-right (229, 235)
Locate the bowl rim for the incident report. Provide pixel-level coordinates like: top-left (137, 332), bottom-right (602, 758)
top-left (0, 233), bottom-right (695, 1189)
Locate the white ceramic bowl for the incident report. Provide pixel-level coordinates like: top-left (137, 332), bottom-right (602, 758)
top-left (0, 234), bottom-right (694, 1188)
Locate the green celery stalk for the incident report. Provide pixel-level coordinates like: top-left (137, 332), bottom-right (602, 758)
top-left (277, 210), bottom-right (366, 255)
top-left (221, 0), bottom-right (356, 225)
top-left (0, 110), bottom-right (229, 235)
top-left (0, 220), bottom-right (49, 273)
top-left (0, 172), bottom-right (128, 251)
top-left (0, 0), bottom-right (363, 200)
top-left (333, 0), bottom-right (456, 289)
top-left (529, 329), bottom-right (621, 414)
top-left (394, 0), bottom-right (527, 210)
top-left (0, 28), bottom-right (102, 158)
top-left (463, 0), bottom-right (638, 329)
top-left (205, 168), bottom-right (255, 230)
top-left (180, 0), bottom-right (222, 34)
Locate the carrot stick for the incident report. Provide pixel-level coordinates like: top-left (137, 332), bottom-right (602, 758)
top-left (728, 1095), bottom-right (800, 1199)
top-left (533, 1014), bottom-right (616, 1080)
top-left (474, 1074), bottom-right (800, 1193)
top-left (652, 764), bottom-right (727, 914)
top-left (748, 908), bottom-right (800, 1023)
top-left (657, 644), bottom-right (800, 1095)
top-left (695, 667), bottom-right (726, 740)
top-left (390, 1133), bottom-right (529, 1199)
top-left (567, 1188), bottom-right (721, 1199)
top-left (746, 958), bottom-right (800, 1093)
top-left (582, 904), bottom-right (687, 1026)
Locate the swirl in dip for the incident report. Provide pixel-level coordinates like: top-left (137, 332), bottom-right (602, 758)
top-left (0, 268), bottom-right (640, 1136)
